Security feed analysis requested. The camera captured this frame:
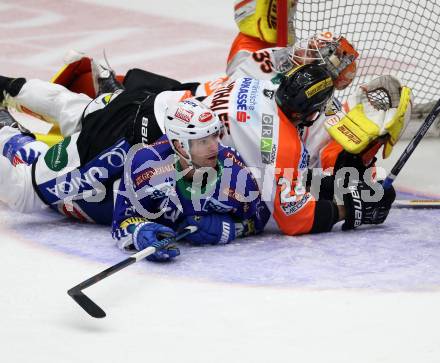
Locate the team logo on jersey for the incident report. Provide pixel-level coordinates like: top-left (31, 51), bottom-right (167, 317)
top-left (134, 163), bottom-right (175, 188)
top-left (44, 136), bottom-right (71, 171)
top-left (260, 114), bottom-right (276, 164)
top-left (237, 111), bottom-right (250, 122)
top-left (236, 77), bottom-right (252, 122)
top-left (280, 193), bottom-right (312, 216)
top-left (263, 89), bottom-right (275, 99)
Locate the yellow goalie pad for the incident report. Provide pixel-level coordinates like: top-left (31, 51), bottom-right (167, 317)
top-left (234, 0), bottom-right (295, 44)
top-left (325, 76), bottom-right (413, 158)
top-left (383, 86), bottom-right (412, 158)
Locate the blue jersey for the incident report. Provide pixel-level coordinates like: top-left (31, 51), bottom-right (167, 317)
top-left (112, 135), bottom-right (270, 242)
top-left (33, 137), bottom-right (131, 224)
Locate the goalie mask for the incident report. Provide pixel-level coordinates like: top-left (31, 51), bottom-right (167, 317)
top-left (275, 63), bottom-right (335, 127)
top-left (165, 98), bottom-right (223, 167)
top-left (290, 31), bottom-right (359, 90)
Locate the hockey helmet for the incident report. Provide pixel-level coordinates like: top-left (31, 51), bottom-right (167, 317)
top-left (290, 31), bottom-right (359, 90)
top-left (275, 63), bottom-right (335, 127)
top-left (165, 98), bottom-right (222, 165)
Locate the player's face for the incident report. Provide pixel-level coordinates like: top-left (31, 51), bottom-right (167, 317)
top-left (189, 132), bottom-right (220, 168)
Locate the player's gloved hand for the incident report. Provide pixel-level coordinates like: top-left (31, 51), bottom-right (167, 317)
top-left (132, 221), bottom-right (179, 262)
top-left (179, 214), bottom-right (236, 245)
top-left (325, 75), bottom-right (412, 158)
top-left (341, 179), bottom-right (396, 230)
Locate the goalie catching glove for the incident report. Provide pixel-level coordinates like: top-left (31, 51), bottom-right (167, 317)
top-left (325, 75), bottom-right (413, 160)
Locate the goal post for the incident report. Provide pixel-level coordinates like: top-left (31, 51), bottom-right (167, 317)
top-left (276, 0), bottom-right (289, 46)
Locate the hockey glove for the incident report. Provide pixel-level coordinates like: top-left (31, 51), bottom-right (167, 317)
top-left (132, 222), bottom-right (179, 262)
top-left (179, 214), bottom-right (236, 245)
top-left (341, 179), bottom-right (396, 230)
top-left (325, 75), bottom-right (412, 158)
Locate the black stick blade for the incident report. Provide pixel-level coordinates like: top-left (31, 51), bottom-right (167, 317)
top-left (68, 288), bottom-right (106, 318)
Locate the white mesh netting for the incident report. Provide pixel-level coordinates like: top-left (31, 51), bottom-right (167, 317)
top-left (293, 0), bottom-right (440, 136)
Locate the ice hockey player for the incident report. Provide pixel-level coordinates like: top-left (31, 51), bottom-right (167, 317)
top-left (53, 50), bottom-right (411, 235)
top-left (202, 63), bottom-right (399, 235)
top-left (0, 77), bottom-right (270, 260)
top-left (228, 1), bottom-right (356, 87)
top-left (92, 60), bottom-right (405, 236)
top-left (112, 99), bottom-right (270, 261)
top-left (223, 27), bottom-right (413, 189)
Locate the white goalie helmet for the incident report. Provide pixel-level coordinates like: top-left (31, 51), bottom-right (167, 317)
top-left (290, 31), bottom-right (359, 90)
top-left (164, 98), bottom-right (223, 165)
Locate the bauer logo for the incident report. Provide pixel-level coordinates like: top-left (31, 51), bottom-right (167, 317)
top-left (44, 136), bottom-right (70, 171)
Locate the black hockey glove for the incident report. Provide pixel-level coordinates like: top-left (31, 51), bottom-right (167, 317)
top-left (334, 150), bottom-right (376, 177)
top-left (342, 179), bottom-right (396, 231)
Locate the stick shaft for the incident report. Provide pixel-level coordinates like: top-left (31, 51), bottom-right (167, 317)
top-left (383, 98), bottom-right (440, 188)
top-left (68, 227), bottom-right (196, 293)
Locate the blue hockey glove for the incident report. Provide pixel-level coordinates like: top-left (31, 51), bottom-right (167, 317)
top-left (132, 222), bottom-right (179, 262)
top-left (180, 214), bottom-right (236, 245)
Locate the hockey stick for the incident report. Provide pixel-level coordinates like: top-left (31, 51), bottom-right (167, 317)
top-left (393, 199), bottom-right (440, 209)
top-left (383, 98), bottom-right (440, 188)
top-left (67, 226), bottom-right (197, 318)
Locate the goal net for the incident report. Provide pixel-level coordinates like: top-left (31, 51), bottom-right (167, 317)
top-left (291, 0), bottom-right (440, 137)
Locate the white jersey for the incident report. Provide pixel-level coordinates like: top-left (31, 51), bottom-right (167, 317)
top-left (227, 47), bottom-right (293, 83)
top-left (203, 77), bottom-right (318, 236)
top-left (227, 47), bottom-right (336, 170)
top-left (195, 47), bottom-right (336, 170)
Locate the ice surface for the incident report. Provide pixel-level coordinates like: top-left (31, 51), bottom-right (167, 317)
top-left (4, 203), bottom-right (440, 291)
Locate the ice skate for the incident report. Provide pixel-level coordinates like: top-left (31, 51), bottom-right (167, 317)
top-left (91, 52), bottom-right (124, 96)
